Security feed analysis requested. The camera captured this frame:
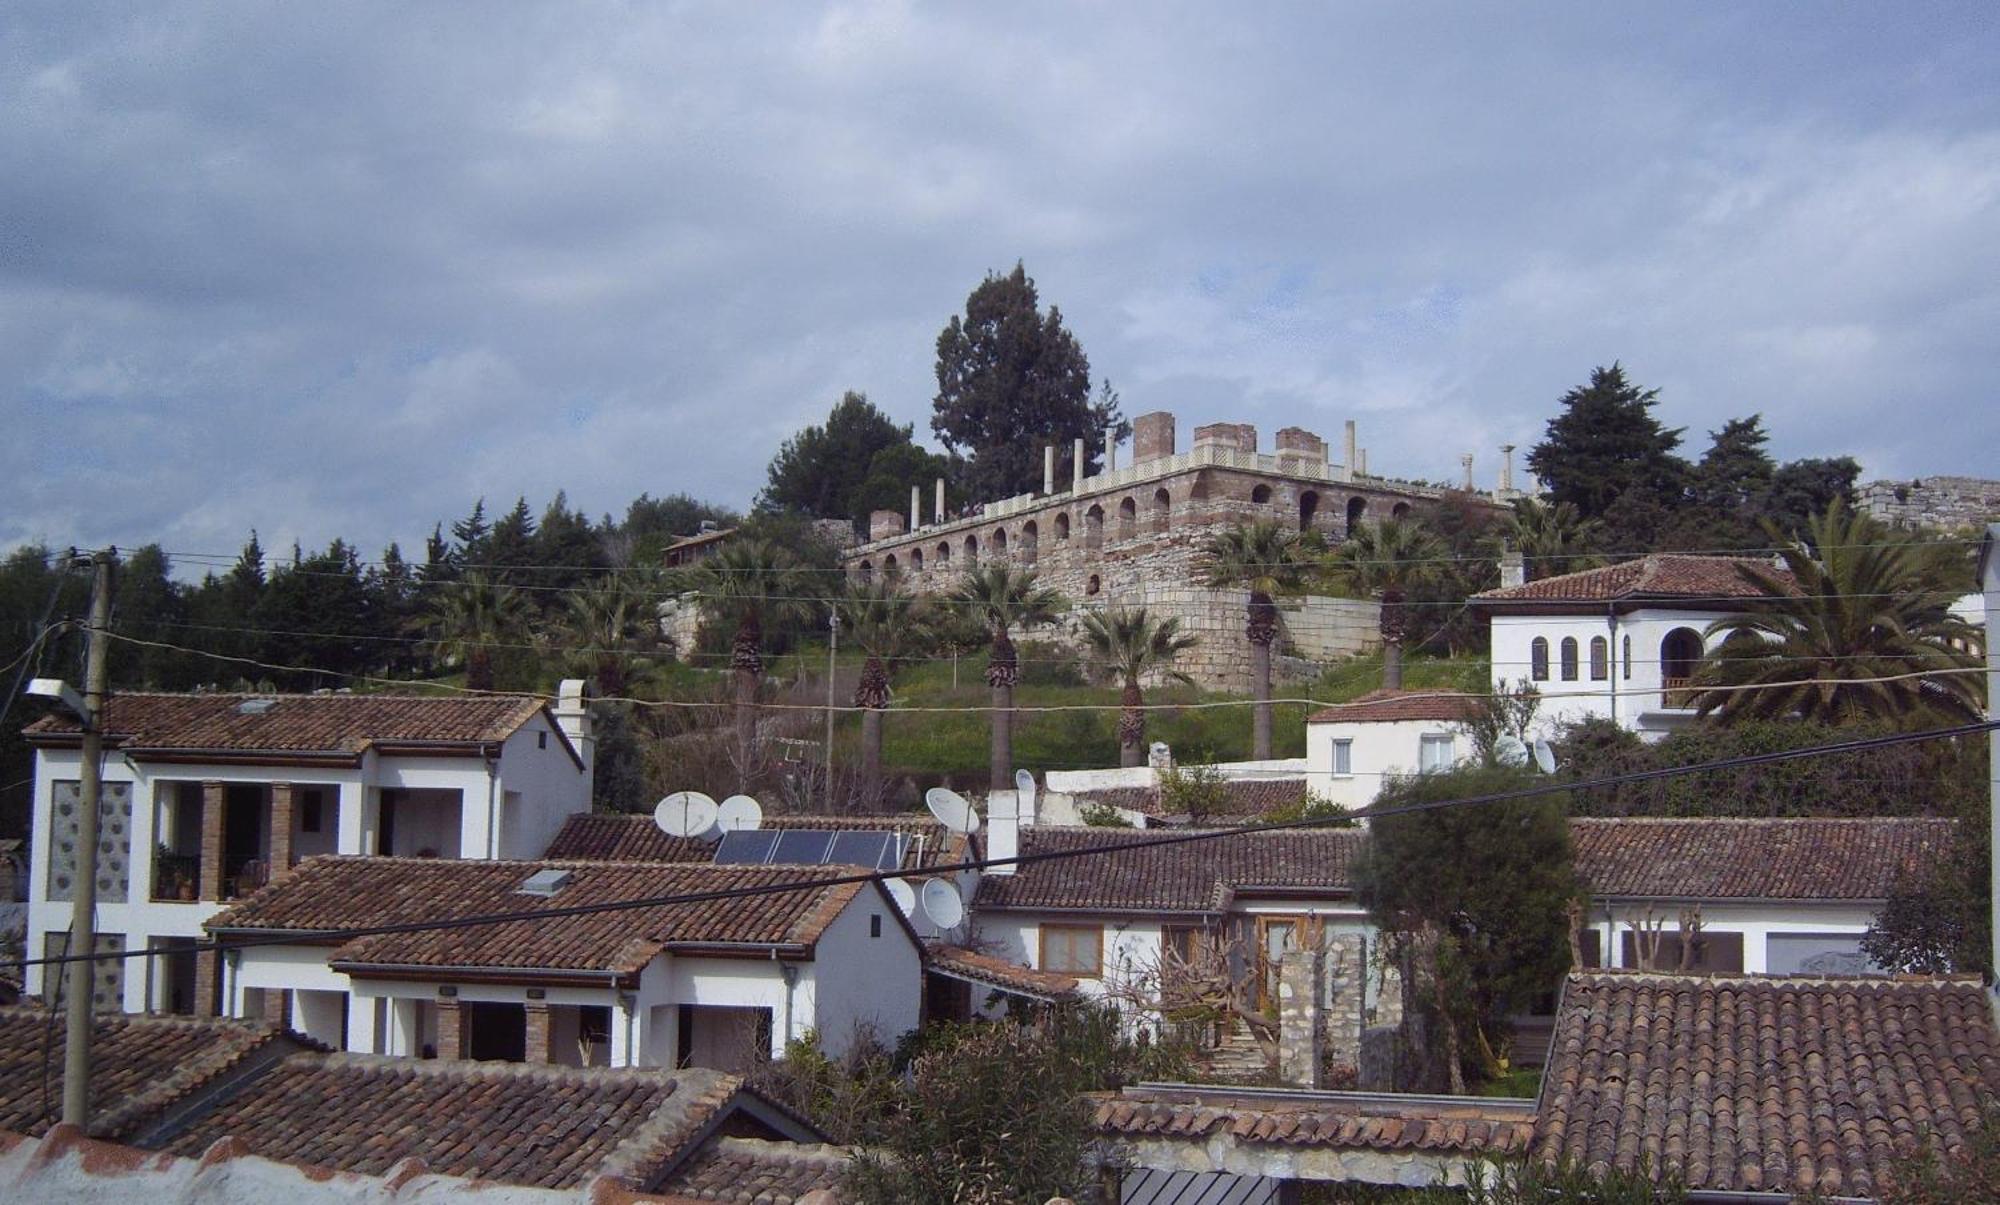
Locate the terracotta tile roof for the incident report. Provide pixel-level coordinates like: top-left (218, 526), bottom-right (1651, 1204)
top-left (22, 691), bottom-right (551, 759)
top-left (660, 1136), bottom-right (852, 1203)
top-left (545, 812), bottom-right (963, 869)
top-left (206, 856), bottom-right (876, 975)
top-left (1537, 972), bottom-right (2000, 1198)
top-left (1572, 817), bottom-right (1953, 900)
top-left (151, 1053), bottom-right (749, 1190)
top-left (1472, 554), bottom-right (1796, 606)
top-left (1071, 777), bottom-right (1309, 821)
top-left (1095, 1087), bottom-right (1534, 1155)
top-left (928, 943), bottom-right (1080, 1000)
top-left (1306, 689), bottom-right (1480, 725)
top-left (975, 827), bottom-right (1363, 914)
top-left (0, 1007), bottom-right (303, 1140)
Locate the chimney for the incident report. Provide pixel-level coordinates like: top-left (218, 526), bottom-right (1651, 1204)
top-left (1148, 741), bottom-right (1174, 770)
top-left (1500, 547), bottom-right (1526, 589)
top-left (1343, 420), bottom-right (1358, 470)
top-left (910, 485), bottom-right (921, 531)
top-left (1499, 444), bottom-right (1516, 494)
top-left (1104, 426), bottom-right (1118, 473)
top-left (935, 477), bottom-right (946, 523)
top-left (986, 790), bottom-right (1019, 876)
top-left (1072, 437), bottom-right (1085, 492)
top-left (1460, 453), bottom-right (1475, 491)
top-left (1043, 445), bottom-right (1056, 494)
top-left (553, 679), bottom-right (595, 775)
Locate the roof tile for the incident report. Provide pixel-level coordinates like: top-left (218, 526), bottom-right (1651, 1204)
top-left (1306, 689), bottom-right (1480, 725)
top-left (545, 812), bottom-right (963, 869)
top-left (23, 692), bottom-right (549, 757)
top-left (1472, 554), bottom-right (1796, 605)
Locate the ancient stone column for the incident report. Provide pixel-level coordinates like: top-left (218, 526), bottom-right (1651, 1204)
top-left (1499, 445), bottom-right (1515, 494)
top-left (1072, 438), bottom-right (1085, 491)
top-left (1043, 445), bottom-right (1056, 494)
top-left (1344, 420), bottom-right (1358, 470)
top-left (910, 485), bottom-right (920, 531)
top-left (1104, 426), bottom-right (1118, 472)
top-left (935, 477), bottom-right (946, 522)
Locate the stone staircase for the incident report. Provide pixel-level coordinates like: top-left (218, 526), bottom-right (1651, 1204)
top-left (1194, 1016), bottom-right (1273, 1083)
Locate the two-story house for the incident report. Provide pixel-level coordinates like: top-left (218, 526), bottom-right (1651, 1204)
top-left (20, 684), bottom-right (593, 1016)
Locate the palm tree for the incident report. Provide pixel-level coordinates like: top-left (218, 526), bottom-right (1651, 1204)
top-left (1691, 503), bottom-right (1982, 726)
top-left (419, 572), bottom-right (532, 690)
top-left (1320, 517), bottom-right (1446, 691)
top-left (674, 540), bottom-right (814, 772)
top-left (839, 580), bottom-right (936, 783)
top-left (1079, 606), bottom-right (1199, 767)
top-left (950, 564), bottom-right (1065, 788)
top-left (1504, 498), bottom-right (1606, 581)
top-left (1199, 521), bottom-right (1306, 760)
top-left (555, 570), bottom-right (660, 698)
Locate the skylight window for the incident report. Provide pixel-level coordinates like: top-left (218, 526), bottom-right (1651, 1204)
top-left (236, 698), bottom-right (278, 716)
top-left (517, 868), bottom-right (574, 896)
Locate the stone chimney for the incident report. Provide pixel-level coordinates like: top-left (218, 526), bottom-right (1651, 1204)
top-left (986, 790), bottom-right (1020, 876)
top-left (553, 679), bottom-right (595, 774)
top-left (1072, 437), bottom-right (1085, 491)
top-left (868, 509), bottom-right (905, 542)
top-left (1133, 411), bottom-right (1176, 464)
top-left (1043, 445), bottom-right (1056, 494)
top-left (1500, 547), bottom-right (1526, 589)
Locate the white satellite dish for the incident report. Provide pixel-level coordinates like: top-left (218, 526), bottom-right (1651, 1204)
top-left (1494, 736), bottom-right (1530, 768)
top-left (1532, 740), bottom-right (1559, 775)
top-left (654, 791), bottom-right (719, 840)
top-left (884, 878), bottom-right (917, 918)
top-left (716, 794), bottom-right (764, 833)
top-left (925, 787), bottom-right (980, 834)
top-left (920, 878), bottom-right (965, 930)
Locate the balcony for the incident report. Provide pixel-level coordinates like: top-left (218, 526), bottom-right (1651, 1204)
top-left (1661, 676), bottom-right (1700, 710)
top-left (151, 850), bottom-right (200, 902)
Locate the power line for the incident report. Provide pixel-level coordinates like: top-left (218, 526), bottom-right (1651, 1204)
top-left (13, 715), bottom-right (1995, 977)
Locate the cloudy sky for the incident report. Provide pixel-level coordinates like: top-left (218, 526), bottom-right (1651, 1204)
top-left (5, 2), bottom-right (1996, 567)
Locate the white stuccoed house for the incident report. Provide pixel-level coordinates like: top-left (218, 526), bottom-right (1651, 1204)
top-left (19, 684), bottom-right (594, 1015)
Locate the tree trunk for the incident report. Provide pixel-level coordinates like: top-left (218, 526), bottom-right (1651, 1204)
top-left (1380, 588), bottom-right (1406, 691)
top-left (1119, 681), bottom-right (1145, 767)
top-left (861, 708), bottom-right (883, 783)
top-left (1383, 639), bottom-right (1404, 690)
top-left (991, 683), bottom-right (1013, 788)
top-left (733, 666), bottom-right (759, 778)
top-left (466, 649), bottom-right (494, 692)
top-left (1250, 638), bottom-right (1273, 760)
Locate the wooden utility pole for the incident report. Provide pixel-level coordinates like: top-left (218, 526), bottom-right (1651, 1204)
top-left (63, 548), bottom-right (115, 1128)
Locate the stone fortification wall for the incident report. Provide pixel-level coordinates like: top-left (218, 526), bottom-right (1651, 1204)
top-left (1859, 476), bottom-right (2000, 531)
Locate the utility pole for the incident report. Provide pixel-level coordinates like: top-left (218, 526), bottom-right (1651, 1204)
top-left (824, 609), bottom-right (839, 806)
top-left (64, 548), bottom-right (115, 1128)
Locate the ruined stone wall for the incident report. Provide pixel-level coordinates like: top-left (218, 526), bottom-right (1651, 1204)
top-left (1859, 476), bottom-right (2000, 531)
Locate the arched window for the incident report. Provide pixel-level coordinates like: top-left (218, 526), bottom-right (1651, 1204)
top-left (1345, 496), bottom-right (1367, 537)
top-left (1117, 497), bottom-right (1137, 539)
top-left (1085, 504), bottom-right (1105, 549)
top-left (1086, 574), bottom-right (1101, 596)
top-left (1660, 628), bottom-right (1703, 707)
top-left (1621, 634), bottom-right (1631, 680)
top-left (1589, 636), bottom-right (1608, 681)
top-left (883, 553), bottom-right (899, 579)
top-left (1020, 520), bottom-right (1039, 564)
top-left (910, 548), bottom-right (924, 573)
top-left (1391, 502), bottom-right (1412, 520)
top-left (1152, 487), bottom-right (1172, 533)
top-left (1251, 483), bottom-right (1273, 504)
top-left (1560, 637), bottom-right (1579, 681)
top-left (964, 534), bottom-right (979, 563)
top-left (937, 541), bottom-right (951, 565)
top-left (1054, 512), bottom-right (1071, 541)
top-left (1299, 490), bottom-right (1320, 531)
top-left (992, 528), bottom-right (1008, 557)
top-left (1530, 637), bottom-right (1550, 682)
top-left (857, 560), bottom-right (875, 585)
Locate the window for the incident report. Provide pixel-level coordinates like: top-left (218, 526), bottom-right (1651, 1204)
top-left (1419, 733), bottom-right (1455, 772)
top-left (301, 794), bottom-right (324, 834)
top-left (1039, 925), bottom-right (1103, 977)
top-left (1329, 739), bottom-right (1352, 776)
top-left (1251, 484), bottom-right (1273, 504)
top-left (1559, 637), bottom-right (1579, 681)
top-left (1589, 636), bottom-right (1608, 681)
top-left (870, 914), bottom-right (882, 939)
top-left (1162, 925), bottom-right (1201, 965)
top-left (1530, 638), bottom-right (1550, 682)
top-left (1622, 634), bottom-right (1631, 680)
top-left (1619, 929), bottom-right (1744, 973)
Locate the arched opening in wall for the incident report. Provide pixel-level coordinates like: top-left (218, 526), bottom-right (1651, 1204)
top-left (1086, 574), bottom-right (1101, 596)
top-left (1559, 637), bottom-right (1579, 681)
top-left (1345, 496), bottom-right (1367, 538)
top-left (1021, 520), bottom-right (1039, 564)
top-left (1251, 483), bottom-right (1273, 505)
top-left (1660, 628), bottom-right (1703, 706)
top-left (1391, 502), bottom-right (1412, 520)
top-left (857, 560), bottom-right (874, 585)
top-left (883, 554), bottom-right (899, 580)
top-left (910, 548), bottom-right (924, 573)
top-left (964, 534), bottom-right (979, 563)
top-left (992, 528), bottom-right (1008, 558)
top-left (1117, 497), bottom-right (1137, 540)
top-left (937, 541), bottom-right (951, 566)
top-left (1530, 637), bottom-right (1550, 681)
top-left (1299, 490), bottom-right (1320, 531)
top-left (1152, 488), bottom-right (1171, 532)
top-left (1085, 504), bottom-right (1105, 550)
top-left (1054, 512), bottom-right (1071, 541)
top-left (1589, 636), bottom-right (1608, 680)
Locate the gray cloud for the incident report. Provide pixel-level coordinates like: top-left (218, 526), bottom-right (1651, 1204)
top-left (3, 2), bottom-right (1996, 565)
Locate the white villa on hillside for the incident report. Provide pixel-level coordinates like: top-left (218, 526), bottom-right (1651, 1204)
top-left (19, 685), bottom-right (594, 1015)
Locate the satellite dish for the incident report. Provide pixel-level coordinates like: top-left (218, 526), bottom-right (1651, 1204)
top-left (884, 878), bottom-right (917, 918)
top-left (1533, 740), bottom-right (1559, 775)
top-left (716, 794), bottom-right (764, 833)
top-left (1494, 736), bottom-right (1530, 768)
top-left (921, 878), bottom-right (965, 930)
top-left (925, 787), bottom-right (980, 834)
top-left (654, 791), bottom-right (719, 839)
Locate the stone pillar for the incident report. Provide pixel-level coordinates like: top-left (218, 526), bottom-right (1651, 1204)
top-left (1357, 448), bottom-right (1368, 476)
top-left (868, 509), bottom-right (905, 542)
top-left (1500, 549), bottom-right (1526, 589)
top-left (1499, 444), bottom-right (1516, 494)
top-left (1133, 412), bottom-right (1176, 464)
top-left (525, 1002), bottom-right (553, 1063)
top-left (269, 782), bottom-right (294, 879)
top-left (1104, 426), bottom-right (1118, 472)
top-left (1460, 454), bottom-right (1475, 491)
top-left (935, 478), bottom-right (946, 523)
top-left (910, 485), bottom-right (920, 531)
top-left (194, 950), bottom-right (220, 1017)
top-left (1343, 420), bottom-right (1358, 470)
top-left (1277, 948), bottom-right (1324, 1088)
top-left (1072, 438), bottom-right (1085, 491)
top-left (1323, 934), bottom-right (1368, 1069)
top-left (348, 996), bottom-right (381, 1054)
top-left (199, 780), bottom-right (225, 902)
top-left (1043, 445), bottom-right (1056, 494)
top-left (262, 988), bottom-right (289, 1029)
top-left (436, 999), bottom-right (469, 1060)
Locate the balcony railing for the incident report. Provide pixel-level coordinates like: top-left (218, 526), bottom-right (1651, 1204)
top-left (1661, 676), bottom-right (1700, 710)
top-left (151, 851), bottom-right (200, 902)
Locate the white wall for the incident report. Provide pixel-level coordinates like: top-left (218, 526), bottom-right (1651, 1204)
top-left (1303, 719), bottom-right (1460, 810)
top-left (1583, 900), bottom-right (1883, 974)
top-left (493, 718), bottom-right (591, 859)
top-left (1488, 608), bottom-right (1737, 740)
top-left (804, 886), bottom-right (923, 1055)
